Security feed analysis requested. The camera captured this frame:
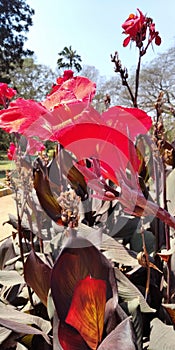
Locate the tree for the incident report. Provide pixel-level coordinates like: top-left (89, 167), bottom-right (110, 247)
top-left (0, 57), bottom-right (57, 150)
top-left (0, 0), bottom-right (34, 82)
top-left (138, 48), bottom-right (175, 114)
top-left (10, 56), bottom-right (57, 100)
top-left (81, 64), bottom-right (123, 112)
top-left (57, 45), bottom-right (82, 73)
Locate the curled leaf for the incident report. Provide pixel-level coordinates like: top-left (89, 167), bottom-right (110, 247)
top-left (33, 166), bottom-right (63, 225)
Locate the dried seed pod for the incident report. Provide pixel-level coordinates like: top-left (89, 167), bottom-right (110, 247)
top-left (137, 251), bottom-right (147, 267)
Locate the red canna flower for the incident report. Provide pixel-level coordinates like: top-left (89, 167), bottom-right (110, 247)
top-left (122, 8), bottom-right (146, 47)
top-left (0, 83), bottom-right (17, 108)
top-left (122, 8), bottom-right (161, 49)
top-left (7, 142), bottom-right (16, 160)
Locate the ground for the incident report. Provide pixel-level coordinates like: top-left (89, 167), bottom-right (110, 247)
top-left (0, 193), bottom-right (16, 241)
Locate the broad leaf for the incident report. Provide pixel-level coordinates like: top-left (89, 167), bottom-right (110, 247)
top-left (121, 299), bottom-right (143, 350)
top-left (66, 276), bottom-right (106, 350)
top-left (0, 303), bottom-right (51, 344)
top-left (115, 268), bottom-right (155, 313)
top-left (0, 317), bottom-right (50, 345)
top-left (0, 326), bottom-right (12, 345)
top-left (58, 322), bottom-right (90, 350)
top-left (149, 318), bottom-right (175, 350)
top-left (24, 250), bottom-right (51, 306)
top-left (0, 237), bottom-right (16, 269)
top-left (98, 318), bottom-right (136, 350)
top-left (51, 236), bottom-right (112, 321)
top-left (101, 234), bottom-right (139, 267)
top-left (0, 270), bottom-right (25, 286)
top-left (33, 167), bottom-right (63, 224)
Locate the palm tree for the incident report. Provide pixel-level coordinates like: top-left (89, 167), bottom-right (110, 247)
top-left (57, 45), bottom-right (82, 73)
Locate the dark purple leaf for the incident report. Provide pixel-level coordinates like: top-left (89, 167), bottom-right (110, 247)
top-left (51, 236), bottom-right (112, 321)
top-left (24, 250), bottom-right (51, 306)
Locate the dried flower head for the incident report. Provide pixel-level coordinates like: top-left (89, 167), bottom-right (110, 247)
top-left (57, 188), bottom-right (80, 228)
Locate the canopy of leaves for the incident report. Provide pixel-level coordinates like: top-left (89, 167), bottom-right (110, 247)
top-left (9, 57), bottom-right (57, 100)
top-left (0, 0), bottom-right (34, 81)
top-left (57, 45), bottom-right (82, 73)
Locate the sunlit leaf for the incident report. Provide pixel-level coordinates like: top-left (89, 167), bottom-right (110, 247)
top-left (122, 299), bottom-right (143, 350)
top-left (100, 234), bottom-right (139, 267)
top-left (115, 268), bottom-right (155, 313)
top-left (0, 303), bottom-right (51, 344)
top-left (149, 318), bottom-right (175, 350)
top-left (51, 236), bottom-right (112, 321)
top-left (16, 343), bottom-right (28, 350)
top-left (0, 302), bottom-right (51, 334)
top-left (98, 318), bottom-right (136, 350)
top-left (0, 270), bottom-right (25, 286)
top-left (0, 317), bottom-right (50, 345)
top-left (0, 326), bottom-right (12, 345)
top-left (66, 276), bottom-right (106, 349)
top-left (24, 250), bottom-right (51, 306)
top-left (165, 168), bottom-right (175, 216)
top-left (0, 237), bottom-right (16, 269)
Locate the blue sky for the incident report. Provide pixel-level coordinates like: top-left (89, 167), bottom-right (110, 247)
top-left (26, 0), bottom-right (175, 78)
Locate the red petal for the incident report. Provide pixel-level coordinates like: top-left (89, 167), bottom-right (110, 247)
top-left (0, 98), bottom-right (52, 137)
top-left (102, 106), bottom-right (152, 141)
top-left (43, 76), bottom-right (96, 110)
top-left (66, 276), bottom-right (106, 350)
top-left (62, 76), bottom-right (96, 103)
top-left (123, 36), bottom-right (131, 47)
top-left (51, 123), bottom-right (139, 176)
